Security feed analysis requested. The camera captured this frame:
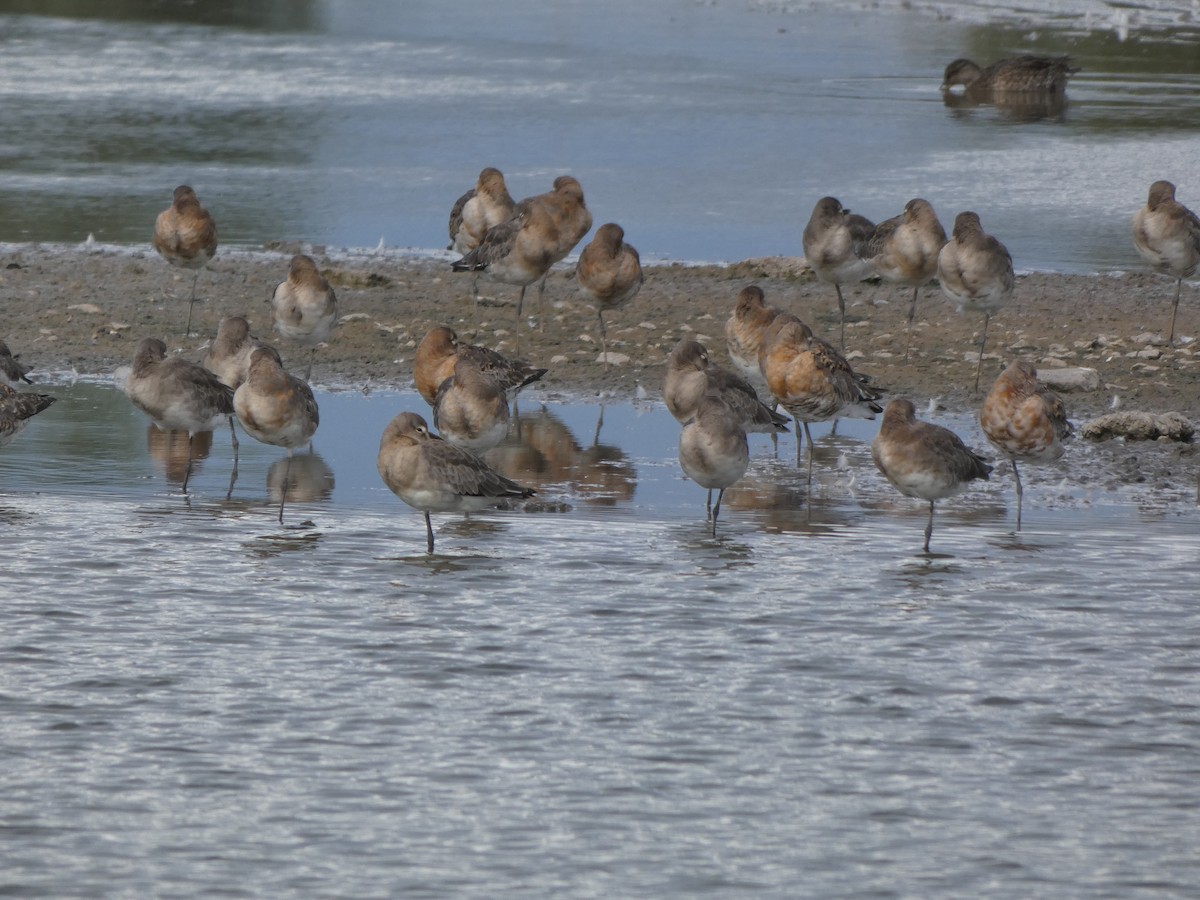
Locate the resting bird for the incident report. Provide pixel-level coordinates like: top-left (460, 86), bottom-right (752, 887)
top-left (872, 398), bottom-right (992, 553)
top-left (377, 411), bottom-right (535, 554)
top-left (802, 196), bottom-right (875, 350)
top-left (979, 360), bottom-right (1071, 531)
top-left (451, 175), bottom-right (593, 320)
top-left (1131, 180), bottom-right (1200, 344)
top-left (152, 184), bottom-right (218, 337)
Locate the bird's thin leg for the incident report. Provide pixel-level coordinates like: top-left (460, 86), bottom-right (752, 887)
top-left (1169, 277), bottom-right (1183, 345)
top-left (924, 500), bottom-right (935, 553)
top-left (598, 309), bottom-right (609, 370)
top-left (278, 452), bottom-right (293, 525)
top-left (226, 416), bottom-right (239, 500)
top-left (804, 422), bottom-right (816, 492)
top-left (182, 432), bottom-right (195, 494)
top-left (515, 284), bottom-right (528, 317)
top-left (424, 511), bottom-right (435, 554)
top-left (184, 271), bottom-right (200, 337)
top-left (1013, 459), bottom-right (1024, 532)
top-left (304, 347), bottom-right (316, 383)
top-left (793, 415), bottom-right (803, 467)
top-left (904, 286), bottom-right (919, 362)
top-left (537, 276), bottom-right (548, 332)
top-left (974, 314), bottom-right (991, 394)
top-left (836, 284), bottom-right (847, 352)
top-left (711, 488), bottom-right (725, 536)
top-left (705, 488), bottom-right (713, 518)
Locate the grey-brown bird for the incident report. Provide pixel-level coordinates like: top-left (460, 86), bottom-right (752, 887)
top-left (448, 166), bottom-right (517, 256)
top-left (663, 338), bottom-right (788, 435)
top-left (678, 393), bottom-right (750, 536)
top-left (872, 398), bottom-right (992, 553)
top-left (270, 254), bottom-right (339, 380)
top-left (124, 337), bottom-right (237, 493)
top-left (377, 411), bottom-right (535, 553)
top-left (980, 360), bottom-right (1071, 531)
top-left (234, 345), bottom-right (320, 523)
top-left (802, 196), bottom-right (875, 350)
top-left (451, 175), bottom-right (593, 320)
top-left (858, 197), bottom-right (947, 344)
top-left (0, 383), bottom-right (55, 448)
top-left (576, 223), bottom-right (644, 367)
top-left (202, 316), bottom-right (268, 390)
top-left (152, 185), bottom-right (218, 337)
top-left (937, 211), bottom-right (1015, 391)
top-left (1131, 180), bottom-right (1200, 344)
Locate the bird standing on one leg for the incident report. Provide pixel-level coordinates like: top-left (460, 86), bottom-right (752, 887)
top-left (937, 211), bottom-right (1015, 392)
top-left (871, 398), bottom-right (992, 553)
top-left (270, 254), bottom-right (339, 381)
top-left (233, 346), bottom-right (320, 523)
top-left (576, 223), bottom-right (643, 368)
top-left (1131, 180), bottom-right (1200, 345)
top-left (678, 393), bottom-right (750, 536)
top-left (802, 196), bottom-right (875, 351)
top-left (123, 337), bottom-right (238, 494)
top-left (858, 198), bottom-right (947, 358)
top-left (377, 411), bottom-right (535, 554)
top-left (153, 185), bottom-right (218, 337)
top-left (979, 360), bottom-right (1071, 531)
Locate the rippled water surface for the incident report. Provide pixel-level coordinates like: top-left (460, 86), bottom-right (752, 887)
top-left (3, 381), bottom-right (1199, 896)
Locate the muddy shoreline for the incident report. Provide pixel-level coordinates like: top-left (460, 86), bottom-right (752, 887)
top-left (3, 243), bottom-right (1199, 427)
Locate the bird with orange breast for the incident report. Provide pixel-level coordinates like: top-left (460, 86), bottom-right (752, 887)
top-left (153, 185), bottom-right (218, 337)
top-left (724, 285), bottom-right (783, 398)
top-left (1131, 180), bottom-right (1200, 344)
top-left (413, 326), bottom-right (546, 408)
top-left (759, 316), bottom-right (881, 483)
top-left (452, 175), bottom-right (593, 320)
top-left (936, 210), bottom-right (1015, 392)
top-left (576, 223), bottom-right (643, 367)
top-left (979, 360), bottom-right (1070, 531)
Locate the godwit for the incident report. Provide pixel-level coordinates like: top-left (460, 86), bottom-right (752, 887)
top-left (678, 393), bottom-right (750, 536)
top-left (270, 254), bottom-right (339, 380)
top-left (979, 360), bottom-right (1071, 530)
top-left (936, 211), bottom-right (1015, 391)
top-left (871, 398), bottom-right (992, 553)
top-left (152, 185), bottom-right (218, 337)
top-left (575, 223), bottom-right (643, 367)
top-left (377, 411), bottom-right (535, 553)
top-left (802, 196), bottom-right (875, 350)
top-left (1131, 180), bottom-right (1200, 344)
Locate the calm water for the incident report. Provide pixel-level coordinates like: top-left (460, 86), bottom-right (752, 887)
top-left (1, 0), bottom-right (1200, 272)
top-left (2, 380), bottom-right (1200, 896)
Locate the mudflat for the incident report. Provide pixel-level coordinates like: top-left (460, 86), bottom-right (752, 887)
top-left (3, 243), bottom-right (1198, 424)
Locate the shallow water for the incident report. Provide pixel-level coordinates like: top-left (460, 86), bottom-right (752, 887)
top-left (3, 381), bottom-right (1199, 896)
top-left (1, 0), bottom-right (1199, 274)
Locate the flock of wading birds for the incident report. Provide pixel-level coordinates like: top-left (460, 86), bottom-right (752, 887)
top-left (2, 58), bottom-right (1198, 552)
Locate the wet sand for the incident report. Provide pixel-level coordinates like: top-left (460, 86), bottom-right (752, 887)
top-left (3, 243), bottom-right (1200, 422)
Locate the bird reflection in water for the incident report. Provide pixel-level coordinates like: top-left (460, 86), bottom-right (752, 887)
top-left (147, 425), bottom-right (213, 486)
top-left (941, 89), bottom-right (1068, 123)
top-left (267, 450), bottom-right (335, 506)
top-left (485, 405), bottom-right (636, 506)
